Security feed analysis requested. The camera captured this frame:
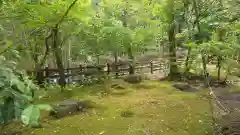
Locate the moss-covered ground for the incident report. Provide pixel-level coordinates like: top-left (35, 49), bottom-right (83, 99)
top-left (3, 80), bottom-right (213, 135)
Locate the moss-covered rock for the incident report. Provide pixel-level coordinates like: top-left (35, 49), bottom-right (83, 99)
top-left (123, 74), bottom-right (142, 84)
top-left (49, 99), bottom-right (96, 119)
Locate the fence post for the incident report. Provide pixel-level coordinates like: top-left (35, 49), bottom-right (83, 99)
top-left (45, 66), bottom-right (49, 83)
top-left (159, 62), bottom-right (162, 73)
top-left (79, 65), bottom-right (83, 73)
top-left (150, 61), bottom-right (153, 74)
top-left (107, 63), bottom-right (110, 74)
top-left (45, 67), bottom-right (49, 78)
top-left (36, 69), bottom-right (44, 87)
top-left (115, 63), bottom-right (118, 78)
top-left (128, 63), bottom-right (134, 75)
top-left (68, 67), bottom-right (72, 85)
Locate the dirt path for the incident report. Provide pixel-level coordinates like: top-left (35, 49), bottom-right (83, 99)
top-left (212, 86), bottom-right (240, 134)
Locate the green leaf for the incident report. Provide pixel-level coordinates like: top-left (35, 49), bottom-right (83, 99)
top-left (37, 104), bottom-right (53, 111)
top-left (21, 104), bottom-right (40, 126)
top-left (10, 76), bottom-right (26, 93)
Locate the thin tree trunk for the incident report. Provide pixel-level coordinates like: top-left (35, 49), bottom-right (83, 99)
top-left (121, 0), bottom-right (135, 75)
top-left (168, 24), bottom-right (178, 79)
top-left (201, 53), bottom-right (207, 75)
top-left (127, 47), bottom-right (135, 74)
top-left (52, 27), bottom-right (66, 90)
top-left (114, 52), bottom-right (118, 78)
top-left (34, 30), bottom-right (51, 87)
top-left (48, 0), bottom-right (79, 90)
top-left (32, 42), bottom-right (44, 87)
top-left (184, 47), bottom-right (191, 74)
top-left (193, 0), bottom-right (207, 76)
top-left (217, 56), bottom-right (222, 80)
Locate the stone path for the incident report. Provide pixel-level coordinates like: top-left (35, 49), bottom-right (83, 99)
top-left (212, 86), bottom-right (240, 134)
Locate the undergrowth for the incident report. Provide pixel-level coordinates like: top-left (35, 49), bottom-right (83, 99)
top-left (2, 80), bottom-right (213, 135)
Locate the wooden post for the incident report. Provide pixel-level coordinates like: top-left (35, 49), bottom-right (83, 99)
top-left (107, 63), bottom-right (110, 75)
top-left (65, 68), bottom-right (69, 85)
top-left (68, 68), bottom-right (72, 85)
top-left (37, 69), bottom-right (44, 87)
top-left (128, 63), bottom-right (134, 75)
top-left (45, 67), bottom-right (49, 78)
top-left (159, 62), bottom-right (162, 73)
top-left (115, 63), bottom-right (118, 78)
top-left (45, 67), bottom-right (49, 83)
top-left (79, 65), bottom-right (83, 74)
top-left (150, 61), bottom-right (153, 74)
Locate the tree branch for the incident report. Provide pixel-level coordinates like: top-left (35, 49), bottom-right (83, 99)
top-left (55, 0), bottom-right (79, 28)
top-left (0, 45), bottom-right (12, 55)
top-left (39, 29), bottom-right (52, 67)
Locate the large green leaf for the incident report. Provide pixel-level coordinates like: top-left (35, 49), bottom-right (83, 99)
top-left (10, 76), bottom-right (26, 93)
top-left (21, 104), bottom-right (40, 127)
top-left (14, 99), bottom-right (26, 120)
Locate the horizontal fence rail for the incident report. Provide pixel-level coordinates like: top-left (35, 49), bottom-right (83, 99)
top-left (28, 60), bottom-right (185, 85)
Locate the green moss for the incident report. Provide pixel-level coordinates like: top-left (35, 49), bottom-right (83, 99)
top-left (120, 109), bottom-right (135, 117)
top-left (7, 81), bottom-right (213, 135)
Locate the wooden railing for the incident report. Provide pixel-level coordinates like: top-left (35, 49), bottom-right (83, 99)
top-left (27, 60), bottom-right (175, 83)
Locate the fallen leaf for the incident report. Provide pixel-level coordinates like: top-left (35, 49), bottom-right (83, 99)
top-left (99, 131), bottom-right (105, 134)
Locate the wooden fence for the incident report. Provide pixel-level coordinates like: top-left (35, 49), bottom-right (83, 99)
top-left (28, 60), bottom-right (175, 84)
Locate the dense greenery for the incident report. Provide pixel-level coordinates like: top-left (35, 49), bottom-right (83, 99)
top-left (1, 0), bottom-right (240, 78)
top-left (0, 53), bottom-right (52, 127)
top-left (0, 0), bottom-right (240, 132)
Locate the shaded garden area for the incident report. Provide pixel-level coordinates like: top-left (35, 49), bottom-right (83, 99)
top-left (1, 0), bottom-right (240, 135)
top-left (1, 81), bottom-right (213, 135)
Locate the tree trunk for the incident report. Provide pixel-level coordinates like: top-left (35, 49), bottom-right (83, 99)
top-left (121, 1), bottom-right (135, 75)
top-left (114, 52), bottom-right (118, 78)
top-left (127, 47), bottom-right (135, 74)
top-left (201, 53), bottom-right (207, 75)
top-left (184, 47), bottom-right (191, 74)
top-left (193, 0), bottom-right (206, 76)
top-left (217, 56), bottom-right (222, 80)
top-left (33, 30), bottom-right (51, 87)
top-left (52, 27), bottom-right (66, 90)
top-left (168, 24), bottom-right (178, 79)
